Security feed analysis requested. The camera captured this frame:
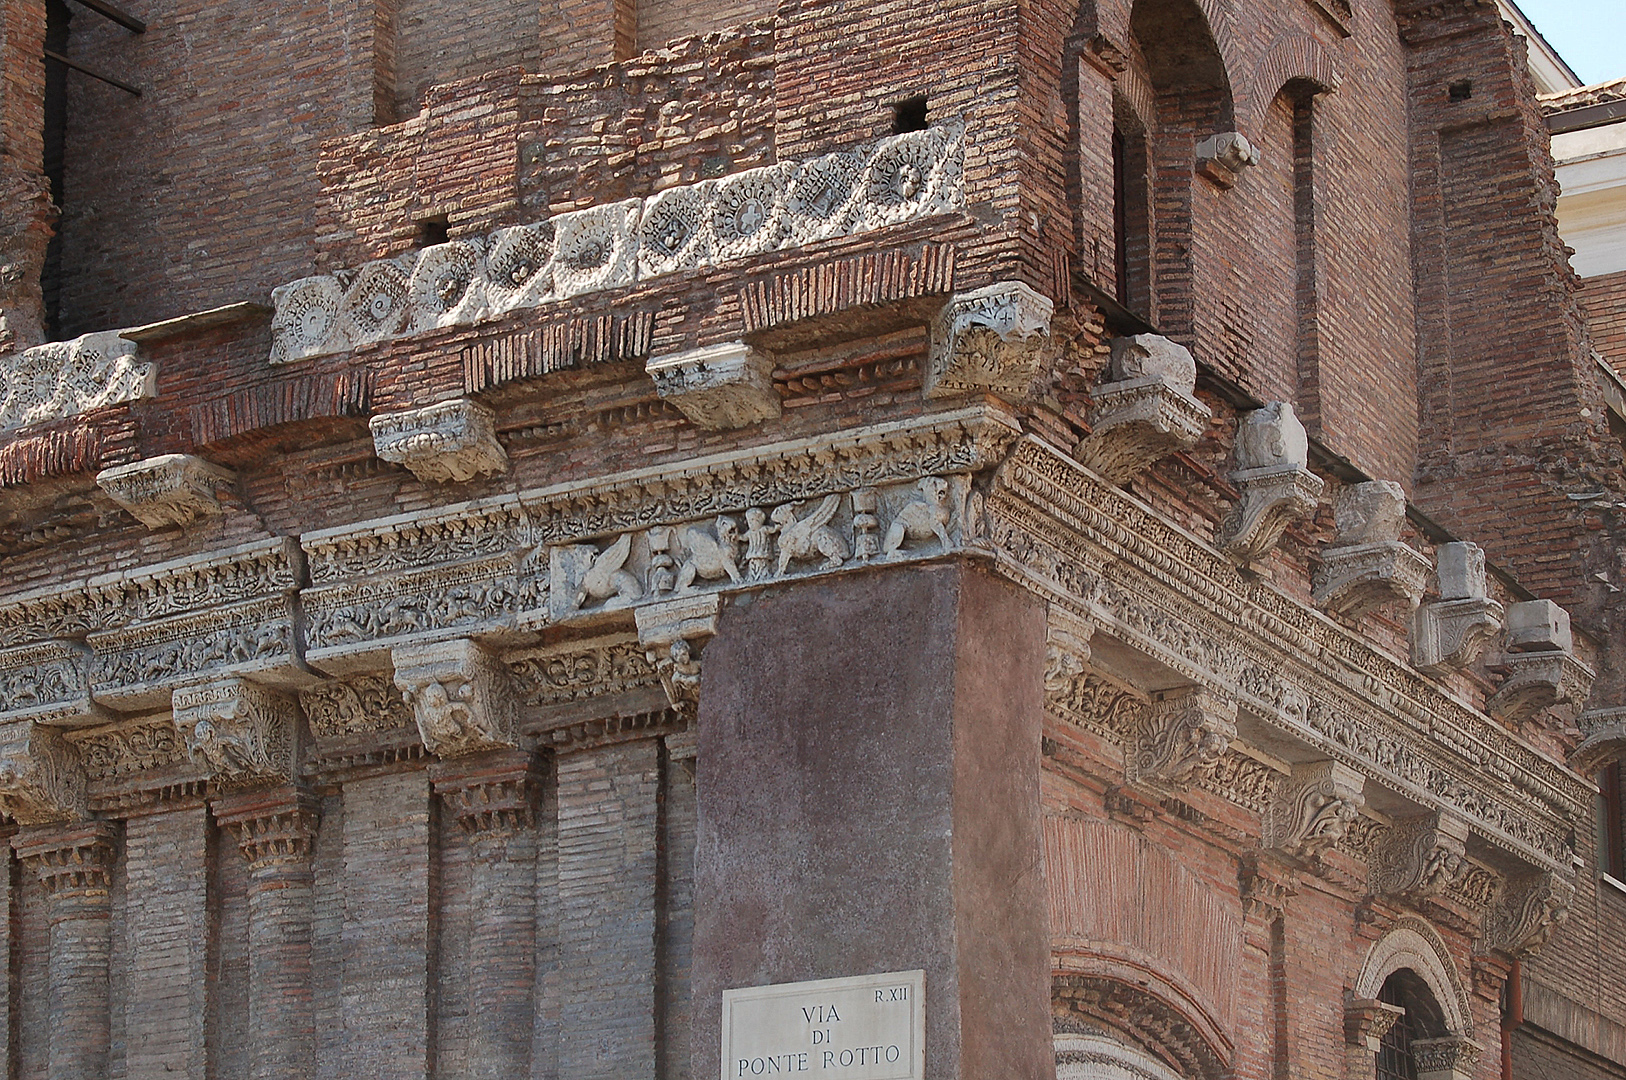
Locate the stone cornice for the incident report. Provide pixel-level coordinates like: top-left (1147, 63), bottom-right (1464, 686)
top-left (987, 437), bottom-right (1588, 872)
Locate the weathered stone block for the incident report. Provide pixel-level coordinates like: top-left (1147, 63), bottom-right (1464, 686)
top-left (370, 398), bottom-right (509, 483)
top-left (647, 342), bottom-right (781, 430)
top-left (925, 281), bottom-right (1053, 402)
top-left (96, 454), bottom-right (237, 530)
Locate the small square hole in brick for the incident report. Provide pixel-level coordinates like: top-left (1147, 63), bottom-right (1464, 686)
top-left (892, 95), bottom-right (929, 134)
top-left (418, 217), bottom-right (450, 246)
top-left (1449, 80), bottom-right (1473, 102)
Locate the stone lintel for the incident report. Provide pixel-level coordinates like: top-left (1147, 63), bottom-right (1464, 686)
top-left (370, 398), bottom-right (509, 483)
top-left (647, 341), bottom-right (781, 430)
top-left (96, 454), bottom-right (237, 529)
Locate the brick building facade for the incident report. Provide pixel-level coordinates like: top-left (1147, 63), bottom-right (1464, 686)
top-left (0, 0), bottom-right (1621, 1078)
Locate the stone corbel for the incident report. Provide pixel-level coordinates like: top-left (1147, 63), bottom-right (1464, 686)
top-left (1128, 685), bottom-right (1237, 787)
top-left (171, 678), bottom-right (300, 790)
top-left (647, 341), bottom-right (781, 430)
top-left (211, 787), bottom-right (320, 871)
top-left (1196, 132), bottom-right (1260, 189)
top-left (1476, 872), bottom-right (1574, 958)
top-left (96, 454), bottom-right (238, 529)
top-left (1411, 1036), bottom-right (1482, 1080)
top-left (1369, 812), bottom-right (1470, 899)
top-left (635, 593), bottom-right (722, 716)
top-left (370, 398), bottom-right (509, 483)
top-left (1043, 607), bottom-right (1096, 699)
top-left (924, 281), bottom-right (1054, 402)
top-left (1343, 993), bottom-right (1405, 1051)
top-left (391, 638), bottom-right (519, 759)
top-left (1570, 707), bottom-right (1626, 774)
top-left (1264, 759), bottom-right (1365, 861)
top-left (1218, 402), bottom-right (1324, 565)
top-left (1412, 542), bottom-right (1503, 675)
top-left (0, 721), bottom-right (87, 825)
top-left (1074, 333), bottom-right (1210, 484)
top-left (1312, 480), bottom-right (1431, 617)
top-left (1486, 601), bottom-right (1593, 723)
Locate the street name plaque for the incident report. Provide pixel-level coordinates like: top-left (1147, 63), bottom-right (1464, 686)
top-left (721, 969), bottom-right (925, 1080)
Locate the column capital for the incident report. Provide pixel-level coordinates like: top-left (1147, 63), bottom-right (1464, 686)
top-left (171, 678), bottom-right (301, 790)
top-left (13, 820), bottom-right (118, 899)
top-left (0, 722), bottom-right (87, 825)
top-left (429, 747), bottom-right (540, 835)
top-left (212, 786), bottom-right (319, 871)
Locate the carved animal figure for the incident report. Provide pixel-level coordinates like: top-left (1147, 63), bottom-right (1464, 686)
top-left (883, 477), bottom-right (953, 556)
top-left (676, 517), bottom-right (742, 591)
top-left (773, 495), bottom-right (849, 573)
top-left (573, 533), bottom-right (643, 609)
top-left (407, 679), bottom-right (476, 749)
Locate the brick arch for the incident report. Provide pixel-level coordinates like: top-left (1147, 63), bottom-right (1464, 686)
top-left (1241, 34), bottom-right (1342, 130)
top-left (1353, 918), bottom-right (1474, 1038)
top-left (1069, 0), bottom-right (1243, 116)
top-left (1054, 971), bottom-right (1232, 1080)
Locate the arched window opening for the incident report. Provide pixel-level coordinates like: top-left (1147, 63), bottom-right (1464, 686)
top-left (1376, 970), bottom-right (1450, 1080)
top-left (1112, 95), bottom-right (1153, 317)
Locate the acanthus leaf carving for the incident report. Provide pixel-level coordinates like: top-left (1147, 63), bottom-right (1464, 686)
top-left (1369, 812), bottom-right (1471, 899)
top-left (1477, 872), bottom-right (1574, 958)
top-left (925, 280), bottom-right (1053, 403)
top-left (1264, 759), bottom-right (1366, 861)
top-left (1129, 685), bottom-right (1237, 787)
top-left (1485, 650), bottom-right (1594, 725)
top-left (1570, 707), bottom-right (1626, 774)
top-left (505, 636), bottom-right (661, 708)
top-left (0, 721), bottom-right (87, 825)
top-left (391, 638), bottom-right (518, 759)
top-left (370, 398), bottom-right (509, 484)
top-left (299, 674), bottom-right (415, 740)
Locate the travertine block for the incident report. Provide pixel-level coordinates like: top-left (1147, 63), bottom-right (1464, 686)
top-left (1504, 598), bottom-right (1572, 653)
top-left (647, 342), bottom-right (781, 430)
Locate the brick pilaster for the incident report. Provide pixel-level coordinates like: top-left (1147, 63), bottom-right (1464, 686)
top-left (123, 803), bottom-right (209, 1080)
top-left (557, 739), bottom-right (660, 1080)
top-left (13, 821), bottom-right (118, 1080)
top-left (214, 787), bottom-right (320, 1080)
top-left (431, 749), bottom-right (539, 1080)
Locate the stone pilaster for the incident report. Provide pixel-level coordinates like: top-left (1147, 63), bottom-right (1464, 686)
top-left (13, 821), bottom-right (118, 1080)
top-left (123, 802), bottom-right (209, 1080)
top-left (430, 749), bottom-right (540, 1080)
top-left (214, 787), bottom-right (320, 1080)
top-left (557, 738), bottom-right (661, 1080)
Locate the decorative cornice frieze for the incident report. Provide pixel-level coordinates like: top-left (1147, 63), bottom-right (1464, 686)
top-left (299, 674), bottom-right (416, 740)
top-left (985, 436), bottom-right (1587, 873)
top-left (1265, 760), bottom-right (1366, 861)
top-left (1369, 812), bottom-right (1471, 899)
top-left (0, 640), bottom-right (104, 726)
top-left (13, 821), bottom-right (118, 897)
top-left (0, 329), bottom-right (153, 433)
top-left (0, 721), bottom-right (87, 824)
top-left (71, 719), bottom-right (193, 784)
top-left (1197, 751), bottom-right (1283, 814)
top-left (391, 638), bottom-right (518, 759)
top-left (270, 121), bottom-right (966, 365)
top-left (1217, 403), bottom-right (1323, 565)
top-left (647, 341), bottom-right (781, 430)
top-left (370, 398), bottom-right (509, 484)
top-left (1128, 686), bottom-right (1237, 788)
top-left (171, 679), bottom-right (300, 790)
top-left (505, 635), bottom-right (662, 709)
top-left (95, 454), bottom-right (238, 529)
top-left (1045, 667), bottom-right (1147, 742)
top-left (1477, 872), bottom-right (1574, 958)
top-left (925, 281), bottom-right (1054, 402)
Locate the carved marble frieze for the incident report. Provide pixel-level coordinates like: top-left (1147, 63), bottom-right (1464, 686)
top-left (0, 640), bottom-right (103, 726)
top-left (505, 635), bottom-right (662, 710)
top-left (986, 436), bottom-right (1588, 873)
top-left (69, 718), bottom-right (194, 784)
top-left (300, 406), bottom-right (1018, 666)
top-left (0, 329), bottom-right (155, 434)
top-left (299, 674), bottom-right (415, 740)
top-left (269, 121), bottom-right (966, 365)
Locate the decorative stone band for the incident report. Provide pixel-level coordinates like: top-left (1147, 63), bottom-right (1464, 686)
top-left (370, 398), bottom-right (509, 483)
top-left (171, 678), bottom-right (300, 790)
top-left (0, 329), bottom-right (154, 434)
top-left (0, 639), bottom-right (103, 726)
top-left (95, 454), bottom-right (237, 529)
top-left (986, 436), bottom-right (1590, 874)
top-left (0, 721), bottom-right (87, 824)
top-left (269, 121), bottom-right (966, 365)
top-left (299, 674), bottom-right (416, 741)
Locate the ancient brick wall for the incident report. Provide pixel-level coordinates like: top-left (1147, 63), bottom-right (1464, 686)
top-left (1583, 269), bottom-right (1626, 377)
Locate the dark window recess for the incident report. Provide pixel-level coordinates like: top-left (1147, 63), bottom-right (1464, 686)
top-left (1449, 79), bottom-right (1473, 102)
top-left (41, 0), bottom-right (71, 341)
top-left (1112, 127), bottom-right (1130, 305)
top-left (1376, 980), bottom-right (1417, 1080)
top-left (892, 96), bottom-right (928, 134)
top-left (418, 218), bottom-right (450, 246)
top-left (1603, 761), bottom-right (1626, 880)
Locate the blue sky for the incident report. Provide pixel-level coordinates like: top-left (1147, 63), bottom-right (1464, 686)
top-left (1516, 0), bottom-right (1626, 86)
